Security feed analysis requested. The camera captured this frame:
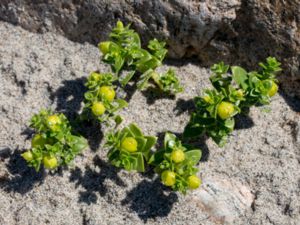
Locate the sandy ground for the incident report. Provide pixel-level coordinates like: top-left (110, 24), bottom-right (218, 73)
top-left (0, 22), bottom-right (300, 225)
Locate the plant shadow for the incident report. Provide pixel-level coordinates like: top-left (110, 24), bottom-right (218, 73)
top-left (50, 77), bottom-right (87, 118)
top-left (172, 99), bottom-right (210, 161)
top-left (164, 58), bottom-right (201, 67)
top-left (76, 120), bottom-right (104, 152)
top-left (118, 82), bottom-right (137, 103)
top-left (280, 91), bottom-right (300, 113)
top-left (69, 155), bottom-right (126, 205)
top-left (234, 113), bottom-right (255, 130)
top-left (49, 77), bottom-right (104, 151)
top-left (0, 148), bottom-right (45, 194)
top-left (174, 98), bottom-right (195, 116)
top-left (121, 178), bottom-right (178, 222)
top-left (141, 86), bottom-right (176, 105)
top-left (186, 135), bottom-right (210, 162)
top-left (20, 127), bottom-right (35, 140)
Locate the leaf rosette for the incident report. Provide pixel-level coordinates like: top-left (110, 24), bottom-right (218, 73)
top-left (149, 133), bottom-right (202, 193)
top-left (22, 109), bottom-right (88, 171)
top-left (184, 57), bottom-right (281, 147)
top-left (99, 21), bottom-right (183, 95)
top-left (105, 123), bottom-right (157, 172)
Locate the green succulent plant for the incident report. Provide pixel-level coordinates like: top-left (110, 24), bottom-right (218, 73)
top-left (149, 133), bottom-right (202, 193)
top-left (22, 109), bottom-right (88, 171)
top-left (98, 21), bottom-right (183, 95)
top-left (184, 57), bottom-right (281, 146)
top-left (105, 123), bottom-right (157, 172)
top-left (83, 72), bottom-right (127, 124)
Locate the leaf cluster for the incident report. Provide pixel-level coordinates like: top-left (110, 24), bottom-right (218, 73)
top-left (83, 72), bottom-right (128, 124)
top-left (23, 109), bottom-right (88, 171)
top-left (149, 133), bottom-right (202, 194)
top-left (184, 57), bottom-right (281, 146)
top-left (105, 123), bottom-right (157, 172)
top-left (100, 21), bottom-right (183, 95)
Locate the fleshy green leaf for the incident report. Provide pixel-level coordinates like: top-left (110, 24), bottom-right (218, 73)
top-left (114, 115), bottom-right (123, 126)
top-left (135, 136), bottom-right (147, 152)
top-left (136, 69), bottom-right (153, 90)
top-left (128, 123), bottom-right (143, 137)
top-left (132, 153), bottom-right (145, 172)
top-left (120, 71), bottom-right (135, 87)
top-left (232, 66), bottom-right (248, 90)
top-left (184, 150), bottom-right (202, 165)
top-left (144, 136), bottom-right (157, 152)
top-left (164, 132), bottom-right (177, 149)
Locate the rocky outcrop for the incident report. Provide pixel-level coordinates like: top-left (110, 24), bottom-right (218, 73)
top-left (0, 0), bottom-right (299, 87)
top-left (0, 0), bottom-right (240, 55)
top-left (233, 0), bottom-right (299, 74)
top-left (230, 0), bottom-right (300, 97)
